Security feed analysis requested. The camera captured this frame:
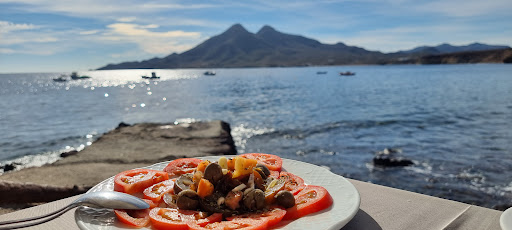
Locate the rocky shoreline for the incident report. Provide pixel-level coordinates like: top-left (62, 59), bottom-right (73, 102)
top-left (0, 120), bottom-right (236, 214)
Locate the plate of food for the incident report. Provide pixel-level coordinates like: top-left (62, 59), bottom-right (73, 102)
top-left (75, 154), bottom-right (360, 229)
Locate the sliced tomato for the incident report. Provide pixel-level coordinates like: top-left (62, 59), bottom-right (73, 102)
top-left (114, 169), bottom-right (169, 194)
top-left (143, 179), bottom-right (175, 203)
top-left (279, 171), bottom-right (306, 195)
top-left (269, 170), bottom-right (280, 179)
top-left (284, 185), bottom-right (333, 220)
top-left (226, 207), bottom-right (286, 228)
top-left (191, 218), bottom-right (267, 230)
top-left (184, 212), bottom-right (222, 228)
top-left (149, 208), bottom-right (222, 230)
top-left (114, 208), bottom-right (150, 228)
top-left (142, 199), bottom-right (158, 209)
top-left (149, 208), bottom-right (188, 230)
top-left (239, 153), bottom-right (283, 172)
top-left (163, 158), bottom-right (203, 177)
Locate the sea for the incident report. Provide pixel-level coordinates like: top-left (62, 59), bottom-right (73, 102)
top-left (0, 64), bottom-right (511, 209)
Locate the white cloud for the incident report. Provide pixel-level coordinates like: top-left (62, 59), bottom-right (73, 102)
top-left (106, 23), bottom-right (199, 38)
top-left (0, 21), bottom-right (38, 33)
top-left (0, 34), bottom-right (58, 45)
top-left (102, 23), bottom-right (202, 54)
top-left (117, 17), bottom-right (137, 23)
top-left (0, 48), bottom-right (15, 54)
top-left (0, 0), bottom-right (217, 19)
top-left (79, 30), bottom-right (99, 35)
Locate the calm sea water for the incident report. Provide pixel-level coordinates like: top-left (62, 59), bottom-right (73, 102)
top-left (1, 64), bottom-right (511, 209)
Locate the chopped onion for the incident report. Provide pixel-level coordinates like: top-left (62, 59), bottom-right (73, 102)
top-left (163, 193), bottom-right (178, 208)
top-left (247, 173), bottom-right (255, 189)
top-left (268, 178), bottom-right (278, 189)
top-left (232, 183), bottom-right (247, 192)
top-left (217, 197), bottom-right (225, 206)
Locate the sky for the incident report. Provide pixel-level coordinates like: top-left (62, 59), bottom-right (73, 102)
top-left (0, 0), bottom-right (511, 73)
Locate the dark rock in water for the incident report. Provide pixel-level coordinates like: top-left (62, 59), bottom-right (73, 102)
top-left (373, 148), bottom-right (414, 167)
top-left (1, 163), bottom-right (17, 172)
top-left (60, 150), bottom-right (78, 158)
top-left (117, 122), bottom-right (131, 128)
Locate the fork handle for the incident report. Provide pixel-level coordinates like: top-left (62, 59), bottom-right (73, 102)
top-left (0, 204), bottom-right (76, 229)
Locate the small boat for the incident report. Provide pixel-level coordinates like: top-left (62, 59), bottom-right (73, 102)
top-left (204, 71), bottom-right (216, 76)
top-left (339, 71), bottom-right (355, 76)
top-left (316, 71), bottom-right (327, 74)
top-left (70, 72), bottom-right (91, 80)
top-left (142, 72), bottom-right (160, 79)
top-left (53, 75), bottom-right (68, 82)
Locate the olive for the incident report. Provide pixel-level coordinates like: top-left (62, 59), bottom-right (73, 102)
top-left (204, 163), bottom-right (223, 184)
top-left (275, 190), bottom-right (295, 208)
top-left (174, 174), bottom-right (193, 194)
top-left (176, 189), bottom-right (200, 210)
top-left (255, 164), bottom-right (270, 179)
top-left (199, 192), bottom-right (237, 216)
top-left (243, 188), bottom-right (265, 210)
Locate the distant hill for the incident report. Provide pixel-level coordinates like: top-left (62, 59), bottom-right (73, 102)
top-left (395, 43), bottom-right (510, 56)
top-left (97, 24), bottom-right (512, 70)
top-left (417, 48), bottom-right (512, 64)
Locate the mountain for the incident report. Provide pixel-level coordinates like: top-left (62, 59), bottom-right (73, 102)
top-left (97, 24), bottom-right (512, 70)
top-left (98, 24), bottom-right (388, 70)
top-left (418, 48), bottom-right (512, 64)
top-left (397, 43), bottom-right (510, 56)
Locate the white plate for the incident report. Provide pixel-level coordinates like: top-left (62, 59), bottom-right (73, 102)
top-left (501, 207), bottom-right (512, 230)
top-left (75, 156), bottom-right (360, 230)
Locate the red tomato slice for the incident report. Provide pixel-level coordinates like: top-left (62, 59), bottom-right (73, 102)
top-left (150, 208), bottom-right (222, 230)
top-left (114, 169), bottom-right (169, 194)
top-left (239, 153), bottom-right (283, 172)
top-left (149, 208), bottom-right (188, 230)
top-left (284, 185), bottom-right (333, 220)
top-left (163, 158), bottom-right (203, 177)
top-left (269, 170), bottom-right (280, 179)
top-left (114, 208), bottom-right (150, 228)
top-left (191, 218), bottom-right (267, 230)
top-left (143, 179), bottom-right (175, 203)
top-left (279, 172), bottom-right (306, 195)
top-left (226, 207), bottom-right (286, 228)
top-left (184, 212), bottom-right (222, 228)
top-left (142, 199), bottom-right (158, 209)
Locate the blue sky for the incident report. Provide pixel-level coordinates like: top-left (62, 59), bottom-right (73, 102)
top-left (1, 0), bottom-right (511, 73)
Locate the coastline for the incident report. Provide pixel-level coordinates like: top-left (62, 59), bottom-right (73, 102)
top-left (0, 120), bottom-right (236, 214)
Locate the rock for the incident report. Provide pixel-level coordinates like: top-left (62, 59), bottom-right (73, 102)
top-left (0, 120), bottom-right (236, 206)
top-left (59, 150), bottom-right (78, 158)
top-left (0, 163), bottom-right (17, 172)
top-left (373, 148), bottom-right (414, 167)
top-left (116, 122), bottom-right (130, 128)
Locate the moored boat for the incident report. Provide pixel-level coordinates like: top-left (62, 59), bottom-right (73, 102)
top-left (204, 71), bottom-right (216, 76)
top-left (339, 71), bottom-right (355, 76)
top-left (142, 72), bottom-right (160, 79)
top-left (70, 72), bottom-right (91, 80)
top-left (52, 75), bottom-right (68, 82)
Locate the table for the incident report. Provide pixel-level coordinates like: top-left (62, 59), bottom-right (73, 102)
top-left (0, 179), bottom-right (503, 230)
